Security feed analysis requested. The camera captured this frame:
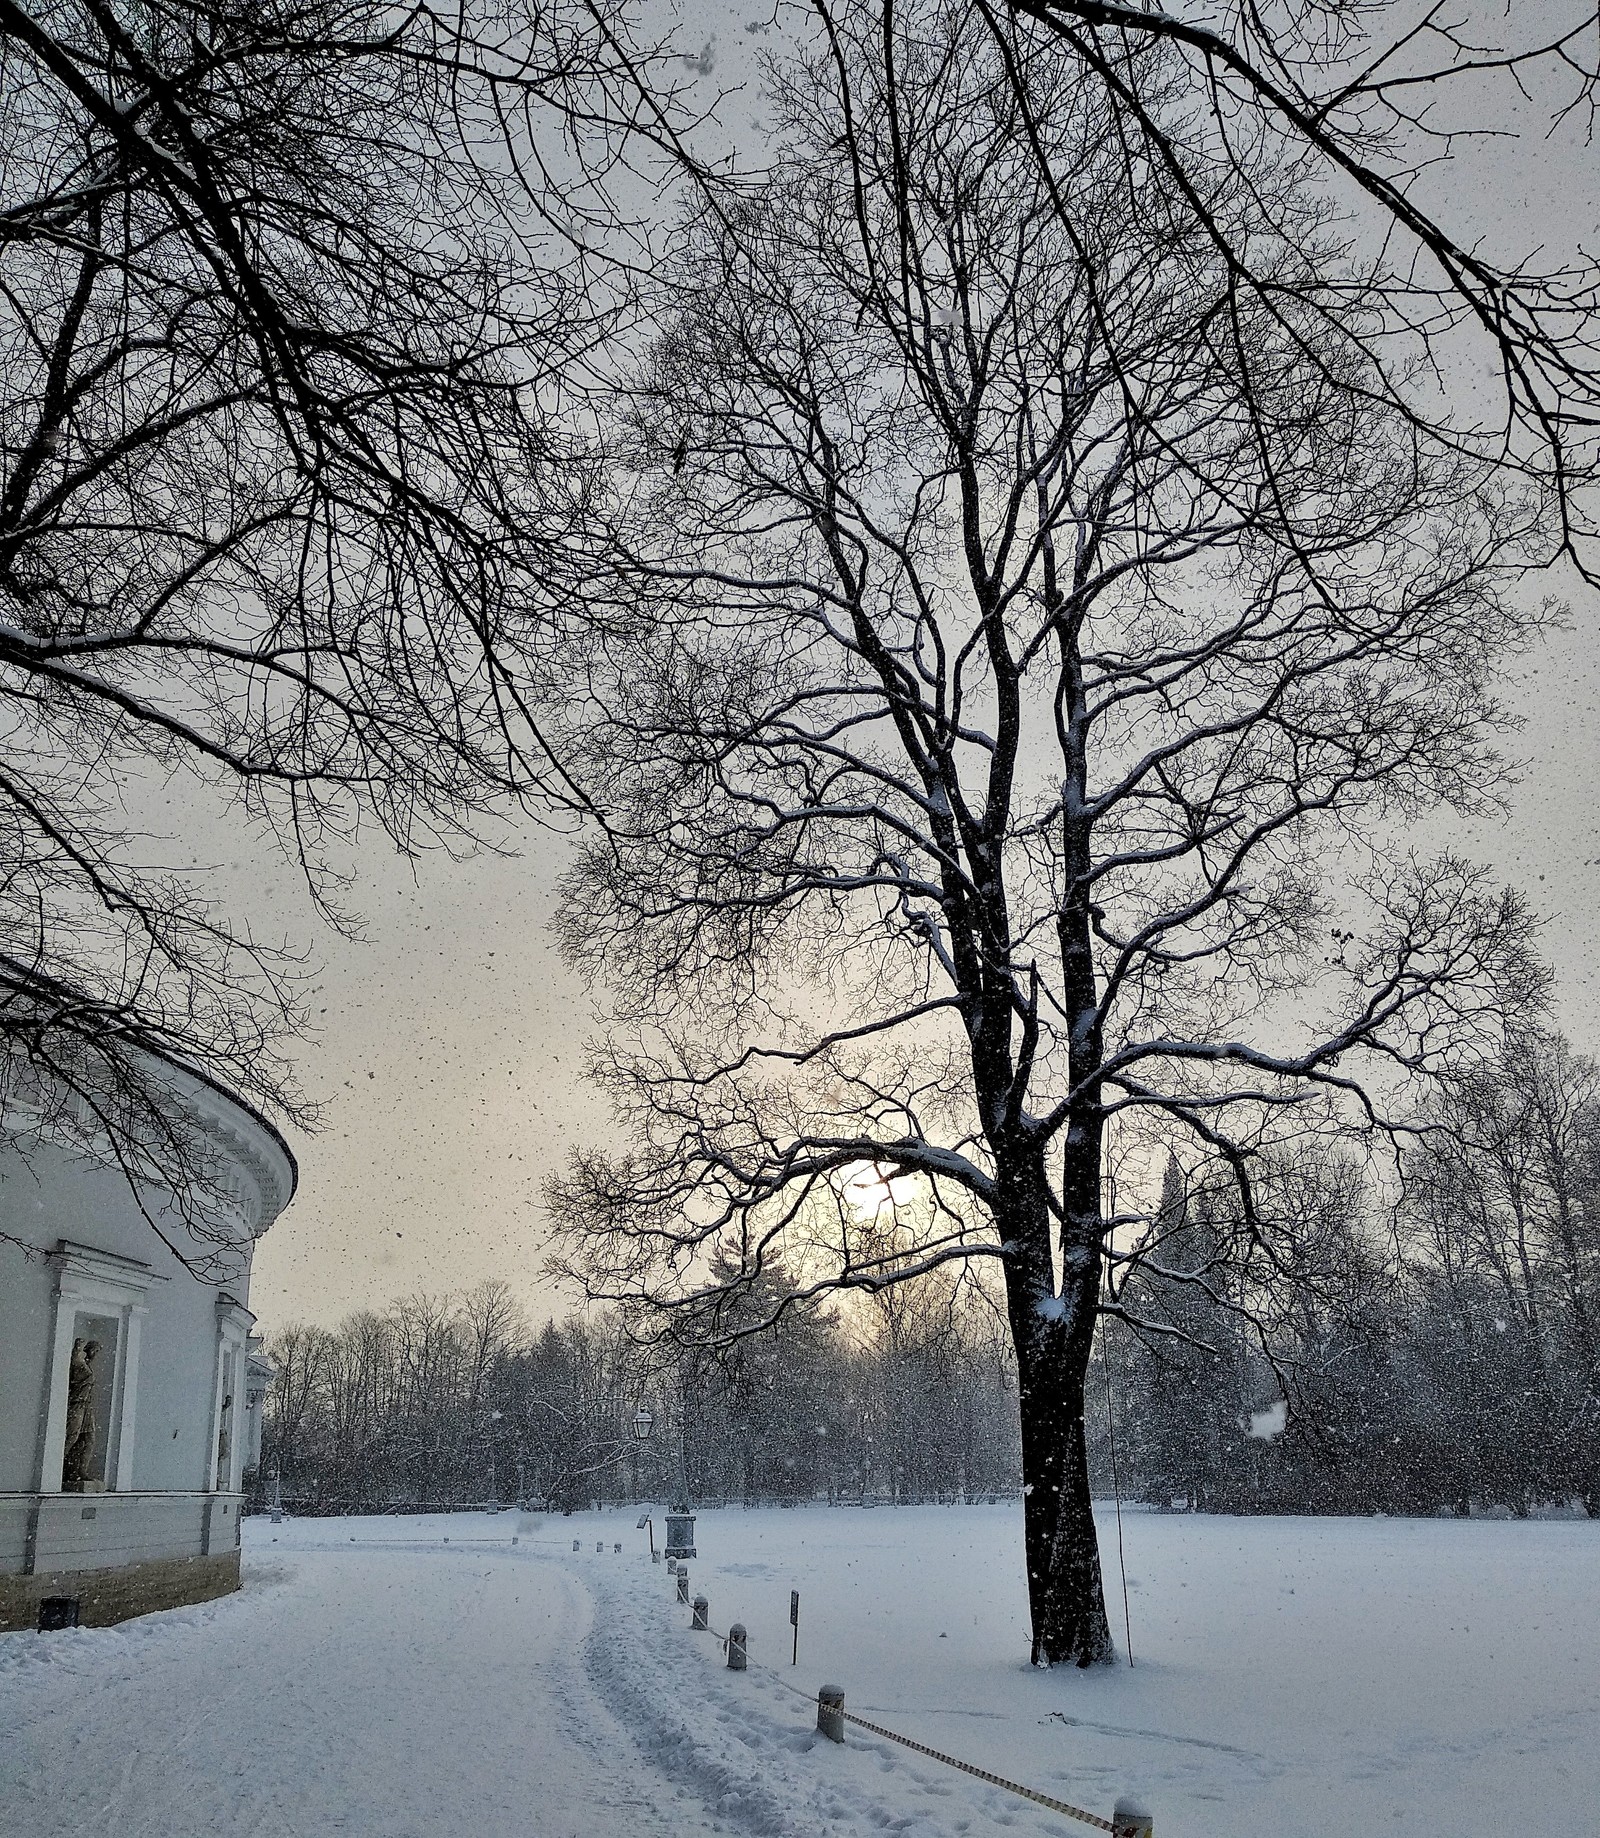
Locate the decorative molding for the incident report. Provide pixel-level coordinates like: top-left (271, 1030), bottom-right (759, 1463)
top-left (184, 1096), bottom-right (293, 1237)
top-left (214, 1292), bottom-right (256, 1337)
top-left (1, 1053), bottom-right (295, 1240)
top-left (52, 1241), bottom-right (161, 1303)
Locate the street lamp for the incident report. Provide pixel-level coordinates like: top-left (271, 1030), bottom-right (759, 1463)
top-left (488, 1409), bottom-right (503, 1505)
top-left (633, 1397), bottom-right (696, 1559)
top-left (631, 1404), bottom-right (652, 1511)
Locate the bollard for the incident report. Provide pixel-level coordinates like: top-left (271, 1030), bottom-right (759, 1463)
top-left (817, 1684), bottom-right (845, 1743)
top-left (677, 1571), bottom-right (690, 1603)
top-left (652, 1549), bottom-right (661, 1563)
top-left (1111, 1796), bottom-right (1153, 1837)
top-left (727, 1623), bottom-right (747, 1671)
top-left (614, 1542), bottom-right (622, 1553)
top-left (691, 1593), bottom-right (709, 1630)
top-left (512, 1535), bottom-right (518, 1545)
top-left (597, 1541), bottom-right (604, 1553)
top-left (573, 1539), bottom-right (580, 1552)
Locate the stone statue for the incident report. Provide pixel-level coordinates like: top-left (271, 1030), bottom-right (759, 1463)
top-left (61, 1337), bottom-right (100, 1491)
top-left (216, 1392), bottom-right (232, 1480)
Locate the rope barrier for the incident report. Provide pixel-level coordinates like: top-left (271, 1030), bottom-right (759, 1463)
top-left (826, 1703), bottom-right (1116, 1833)
top-left (692, 1606), bottom-right (1119, 1834)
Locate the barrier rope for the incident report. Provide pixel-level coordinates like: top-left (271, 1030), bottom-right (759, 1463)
top-left (825, 1702), bottom-right (1116, 1833)
top-left (691, 1603), bottom-right (1117, 1834)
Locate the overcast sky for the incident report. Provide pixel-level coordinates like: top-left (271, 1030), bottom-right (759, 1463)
top-left (226, 0), bottom-right (1600, 1331)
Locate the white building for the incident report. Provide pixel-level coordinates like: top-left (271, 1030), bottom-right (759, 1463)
top-left (0, 1053), bottom-right (295, 1630)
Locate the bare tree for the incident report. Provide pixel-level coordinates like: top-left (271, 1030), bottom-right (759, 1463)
top-left (1403, 1027), bottom-right (1600, 1509)
top-left (261, 1320), bottom-right (329, 1489)
top-left (547, 0), bottom-right (1553, 1664)
top-left (0, 0), bottom-right (654, 1237)
top-left (991, 0), bottom-right (1600, 576)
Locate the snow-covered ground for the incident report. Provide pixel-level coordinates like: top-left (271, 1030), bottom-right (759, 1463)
top-left (1, 1503), bottom-right (1594, 1837)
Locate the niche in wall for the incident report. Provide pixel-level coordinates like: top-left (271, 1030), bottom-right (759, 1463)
top-left (44, 1241), bottom-right (157, 1495)
top-left (60, 1311), bottom-right (120, 1492)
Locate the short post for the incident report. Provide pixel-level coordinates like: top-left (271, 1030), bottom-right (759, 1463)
top-left (1111, 1796), bottom-right (1153, 1837)
top-left (652, 1549), bottom-right (661, 1563)
top-left (691, 1593), bottom-right (709, 1630)
top-left (677, 1571), bottom-right (690, 1604)
top-left (727, 1622), bottom-right (747, 1670)
top-left (597, 1540), bottom-right (605, 1553)
top-left (573, 1539), bottom-right (581, 1552)
top-left (817, 1684), bottom-right (845, 1743)
top-left (614, 1542), bottom-right (622, 1553)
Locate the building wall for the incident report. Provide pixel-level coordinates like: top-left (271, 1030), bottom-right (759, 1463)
top-left (0, 1549), bottom-right (242, 1633)
top-left (0, 1063), bottom-right (290, 1628)
top-left (0, 1137), bottom-right (263, 1494)
top-left (1, 1059), bottom-right (293, 1637)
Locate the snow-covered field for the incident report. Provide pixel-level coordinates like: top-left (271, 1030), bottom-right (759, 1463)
top-left (1, 1503), bottom-right (1594, 1837)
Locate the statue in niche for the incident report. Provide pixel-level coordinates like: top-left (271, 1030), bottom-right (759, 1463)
top-left (61, 1337), bottom-right (100, 1491)
top-left (216, 1392), bottom-right (233, 1482)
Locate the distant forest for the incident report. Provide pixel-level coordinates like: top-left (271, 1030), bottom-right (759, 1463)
top-left (259, 1031), bottom-right (1600, 1519)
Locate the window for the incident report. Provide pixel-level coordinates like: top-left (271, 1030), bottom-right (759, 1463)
top-left (210, 1296), bottom-right (256, 1493)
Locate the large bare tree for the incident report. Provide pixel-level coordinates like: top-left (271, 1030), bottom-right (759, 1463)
top-left (0, 0), bottom-right (653, 1237)
top-left (548, 0), bottom-right (1555, 1664)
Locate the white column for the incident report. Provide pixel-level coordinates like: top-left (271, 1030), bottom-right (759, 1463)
top-left (226, 1344), bottom-right (247, 1493)
top-left (35, 1303), bottom-right (79, 1492)
top-left (206, 1340), bottom-right (230, 1491)
top-left (113, 1306), bottom-right (147, 1492)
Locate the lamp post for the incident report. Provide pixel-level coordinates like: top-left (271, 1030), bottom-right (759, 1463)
top-left (488, 1408), bottom-right (503, 1506)
top-left (632, 1404), bottom-right (652, 1506)
top-left (634, 1398), bottom-right (696, 1559)
top-left (632, 1405), bottom-right (654, 1552)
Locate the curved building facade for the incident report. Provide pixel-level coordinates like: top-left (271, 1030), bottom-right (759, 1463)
top-left (0, 1057), bottom-right (295, 1630)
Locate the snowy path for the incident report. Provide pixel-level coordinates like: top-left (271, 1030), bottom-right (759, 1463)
top-left (0, 1532), bottom-right (710, 1838)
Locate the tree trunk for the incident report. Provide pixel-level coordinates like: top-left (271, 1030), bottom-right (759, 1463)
top-left (1000, 609), bottom-right (1114, 1669)
top-left (1015, 1321), bottom-right (1116, 1666)
top-left (997, 1151), bottom-right (1115, 1667)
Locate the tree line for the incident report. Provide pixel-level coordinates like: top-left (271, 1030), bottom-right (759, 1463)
top-left (261, 1024), bottom-right (1600, 1522)
top-left (258, 1262), bottom-right (1024, 1514)
top-left (1092, 1029), bottom-right (1600, 1521)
